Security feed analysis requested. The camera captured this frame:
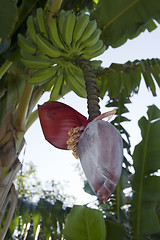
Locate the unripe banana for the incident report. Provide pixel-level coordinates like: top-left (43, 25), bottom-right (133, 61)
top-left (82, 44), bottom-right (106, 60)
top-left (36, 8), bottom-right (49, 38)
top-left (68, 65), bottom-right (86, 88)
top-left (76, 20), bottom-right (97, 48)
top-left (72, 13), bottom-right (90, 46)
top-left (62, 11), bottom-right (76, 46)
top-left (79, 28), bottom-right (102, 50)
top-left (18, 34), bottom-right (37, 53)
top-left (49, 17), bottom-right (65, 50)
top-left (19, 9), bottom-right (106, 72)
top-left (42, 74), bottom-right (57, 91)
top-left (58, 9), bottom-right (72, 38)
top-left (28, 66), bottom-right (57, 85)
top-left (60, 79), bottom-right (71, 96)
top-left (82, 39), bottom-right (104, 54)
top-left (58, 9), bottom-right (66, 17)
top-left (64, 68), bottom-right (87, 98)
top-left (50, 73), bottom-right (64, 100)
top-left (20, 49), bottom-right (53, 61)
top-left (36, 33), bottom-right (63, 58)
top-left (20, 49), bottom-right (35, 59)
top-left (27, 16), bottom-right (37, 43)
top-left (22, 58), bottom-right (54, 69)
top-left (57, 13), bottom-right (66, 40)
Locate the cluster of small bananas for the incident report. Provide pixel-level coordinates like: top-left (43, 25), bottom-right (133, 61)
top-left (18, 8), bottom-right (105, 99)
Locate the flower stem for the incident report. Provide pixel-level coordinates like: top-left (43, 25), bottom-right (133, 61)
top-left (77, 58), bottom-right (101, 120)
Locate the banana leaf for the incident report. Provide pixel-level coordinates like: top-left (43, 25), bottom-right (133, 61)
top-left (63, 205), bottom-right (106, 240)
top-left (130, 105), bottom-right (160, 239)
top-left (91, 0), bottom-right (160, 48)
top-left (0, 0), bottom-right (17, 40)
top-left (96, 58), bottom-right (160, 99)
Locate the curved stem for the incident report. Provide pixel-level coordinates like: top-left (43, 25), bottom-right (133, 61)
top-left (0, 60), bottom-right (12, 80)
top-left (77, 58), bottom-right (101, 120)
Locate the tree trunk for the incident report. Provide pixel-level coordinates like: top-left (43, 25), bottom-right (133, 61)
top-left (0, 108), bottom-right (23, 239)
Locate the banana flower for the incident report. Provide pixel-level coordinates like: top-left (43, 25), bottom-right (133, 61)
top-left (38, 101), bottom-right (123, 203)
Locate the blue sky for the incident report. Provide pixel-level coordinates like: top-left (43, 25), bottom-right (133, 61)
top-left (20, 25), bottom-right (160, 205)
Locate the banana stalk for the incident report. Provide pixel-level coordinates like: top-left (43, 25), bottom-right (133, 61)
top-left (77, 58), bottom-right (101, 120)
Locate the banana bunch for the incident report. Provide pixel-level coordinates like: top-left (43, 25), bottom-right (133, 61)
top-left (54, 9), bottom-right (106, 59)
top-left (18, 8), bottom-right (106, 98)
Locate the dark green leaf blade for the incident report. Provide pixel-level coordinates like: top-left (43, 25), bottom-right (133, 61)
top-left (0, 0), bottom-right (17, 40)
top-left (91, 0), bottom-right (160, 48)
top-left (130, 105), bottom-right (160, 239)
top-left (96, 58), bottom-right (160, 99)
top-left (63, 205), bottom-right (106, 240)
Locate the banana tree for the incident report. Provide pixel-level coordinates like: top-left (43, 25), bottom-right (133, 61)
top-left (1, 0), bottom-right (160, 239)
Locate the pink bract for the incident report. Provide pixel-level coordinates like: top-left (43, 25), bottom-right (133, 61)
top-left (77, 120), bottom-right (123, 203)
top-left (38, 101), bottom-right (90, 149)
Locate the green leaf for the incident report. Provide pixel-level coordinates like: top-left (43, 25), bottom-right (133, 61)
top-left (130, 105), bottom-right (160, 239)
top-left (106, 218), bottom-right (125, 240)
top-left (0, 0), bottom-right (17, 40)
top-left (96, 58), bottom-right (160, 99)
top-left (91, 0), bottom-right (160, 47)
top-left (83, 181), bottom-right (96, 196)
top-left (63, 205), bottom-right (106, 240)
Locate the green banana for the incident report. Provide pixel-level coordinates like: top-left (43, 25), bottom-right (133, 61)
top-left (50, 73), bottom-right (64, 100)
top-left (58, 9), bottom-right (66, 17)
top-left (20, 49), bottom-right (53, 61)
top-left (42, 74), bottom-right (57, 91)
top-left (49, 17), bottom-right (65, 50)
top-left (76, 20), bottom-right (97, 48)
top-left (82, 39), bottom-right (104, 54)
top-left (62, 11), bottom-right (76, 46)
top-left (72, 13), bottom-right (90, 46)
top-left (36, 8), bottom-right (49, 38)
top-left (28, 66), bottom-right (57, 85)
top-left (18, 34), bottom-right (37, 53)
top-left (57, 13), bottom-right (66, 40)
top-left (58, 10), bottom-right (73, 39)
top-left (68, 64), bottom-right (86, 88)
top-left (79, 28), bottom-right (102, 50)
top-left (27, 16), bottom-right (37, 43)
top-left (64, 68), bottom-right (87, 98)
top-left (59, 79), bottom-right (71, 96)
top-left (81, 44), bottom-right (106, 59)
top-left (36, 33), bottom-right (63, 58)
top-left (22, 58), bottom-right (54, 69)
